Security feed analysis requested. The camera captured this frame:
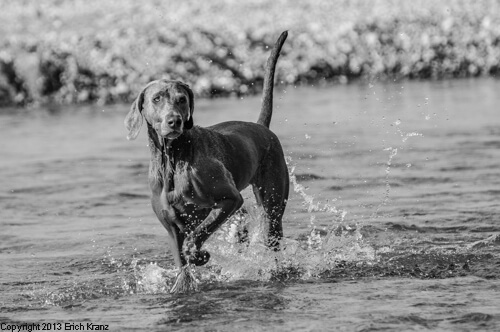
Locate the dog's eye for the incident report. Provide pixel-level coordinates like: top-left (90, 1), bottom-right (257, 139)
top-left (178, 96), bottom-right (187, 104)
top-left (153, 96), bottom-right (161, 103)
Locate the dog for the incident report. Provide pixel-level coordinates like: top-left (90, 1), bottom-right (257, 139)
top-left (124, 31), bottom-right (289, 291)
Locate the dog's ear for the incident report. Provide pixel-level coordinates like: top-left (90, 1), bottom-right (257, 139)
top-left (178, 82), bottom-right (194, 129)
top-left (124, 89), bottom-right (145, 140)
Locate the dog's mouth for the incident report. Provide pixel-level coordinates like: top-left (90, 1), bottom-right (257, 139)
top-left (164, 131), bottom-right (182, 139)
top-left (157, 130), bottom-right (182, 146)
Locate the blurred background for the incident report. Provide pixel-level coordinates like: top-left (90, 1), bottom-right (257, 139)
top-left (1, 0), bottom-right (500, 107)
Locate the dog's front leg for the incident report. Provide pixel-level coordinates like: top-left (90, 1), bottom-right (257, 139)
top-left (160, 208), bottom-right (187, 268)
top-left (152, 195), bottom-right (186, 268)
top-left (183, 194), bottom-right (243, 265)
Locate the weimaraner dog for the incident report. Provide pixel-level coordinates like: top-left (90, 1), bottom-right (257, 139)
top-left (124, 31), bottom-right (289, 290)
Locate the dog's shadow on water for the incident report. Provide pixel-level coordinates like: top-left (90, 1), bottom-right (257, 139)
top-left (150, 281), bottom-right (290, 326)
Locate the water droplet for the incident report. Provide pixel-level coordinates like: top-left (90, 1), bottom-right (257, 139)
top-left (305, 134), bottom-right (311, 139)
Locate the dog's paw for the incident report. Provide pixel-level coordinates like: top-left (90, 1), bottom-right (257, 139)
top-left (188, 250), bottom-right (210, 266)
top-left (183, 239), bottom-right (210, 266)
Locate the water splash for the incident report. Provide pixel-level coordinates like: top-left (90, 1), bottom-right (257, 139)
top-left (373, 146), bottom-right (398, 216)
top-left (393, 119), bottom-right (423, 142)
top-left (121, 156), bottom-right (375, 292)
top-left (190, 157), bottom-right (375, 283)
top-left (131, 260), bottom-right (174, 294)
top-left (35, 157), bottom-right (379, 300)
top-left (370, 119), bottom-right (424, 218)
top-left (287, 156), bottom-right (347, 218)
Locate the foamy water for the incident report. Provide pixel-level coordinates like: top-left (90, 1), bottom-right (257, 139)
top-left (1, 79), bottom-right (500, 331)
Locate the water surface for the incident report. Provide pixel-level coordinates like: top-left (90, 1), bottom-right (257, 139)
top-left (1, 78), bottom-right (500, 331)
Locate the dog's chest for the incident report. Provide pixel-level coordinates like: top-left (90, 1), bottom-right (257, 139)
top-left (171, 165), bottom-right (191, 195)
top-left (150, 155), bottom-right (228, 209)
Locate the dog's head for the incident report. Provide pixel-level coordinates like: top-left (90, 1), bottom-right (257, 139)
top-left (124, 79), bottom-right (194, 144)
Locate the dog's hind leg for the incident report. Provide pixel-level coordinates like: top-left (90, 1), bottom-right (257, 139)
top-left (252, 157), bottom-right (289, 249)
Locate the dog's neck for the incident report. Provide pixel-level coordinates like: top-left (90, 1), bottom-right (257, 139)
top-left (147, 124), bottom-right (194, 192)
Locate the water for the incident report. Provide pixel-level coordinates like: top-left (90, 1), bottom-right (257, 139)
top-left (1, 78), bottom-right (500, 331)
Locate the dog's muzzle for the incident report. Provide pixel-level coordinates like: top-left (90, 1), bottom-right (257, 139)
top-left (159, 115), bottom-right (183, 140)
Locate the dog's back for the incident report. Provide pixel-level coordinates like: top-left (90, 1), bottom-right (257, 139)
top-left (208, 121), bottom-right (285, 190)
top-left (206, 31), bottom-right (289, 191)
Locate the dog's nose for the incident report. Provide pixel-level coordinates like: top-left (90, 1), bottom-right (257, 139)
top-left (160, 114), bottom-right (183, 136)
top-left (167, 116), bottom-right (182, 129)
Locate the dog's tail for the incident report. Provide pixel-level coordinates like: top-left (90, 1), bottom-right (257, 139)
top-left (257, 31), bottom-right (288, 128)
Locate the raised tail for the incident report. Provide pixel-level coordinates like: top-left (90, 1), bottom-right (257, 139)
top-left (257, 31), bottom-right (288, 128)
